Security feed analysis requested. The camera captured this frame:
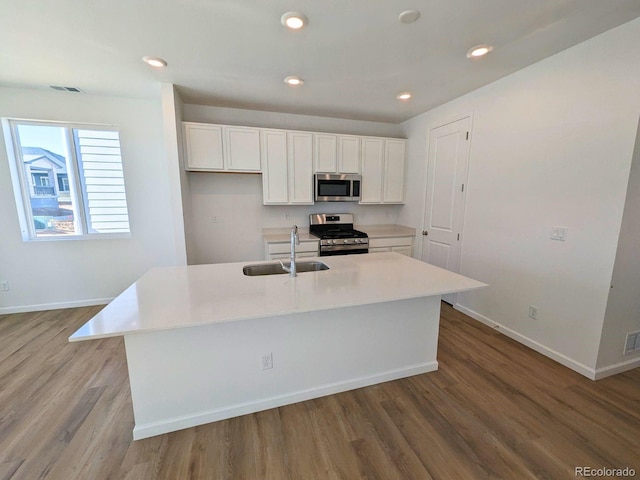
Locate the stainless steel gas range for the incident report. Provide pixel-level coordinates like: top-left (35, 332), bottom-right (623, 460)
top-left (309, 213), bottom-right (369, 256)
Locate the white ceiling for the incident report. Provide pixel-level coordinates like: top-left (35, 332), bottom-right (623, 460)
top-left (2, 0), bottom-right (640, 124)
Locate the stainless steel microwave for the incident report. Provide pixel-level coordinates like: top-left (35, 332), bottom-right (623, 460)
top-left (314, 174), bottom-right (361, 202)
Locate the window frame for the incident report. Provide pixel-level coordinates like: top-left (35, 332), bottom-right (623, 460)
top-left (2, 118), bottom-right (131, 242)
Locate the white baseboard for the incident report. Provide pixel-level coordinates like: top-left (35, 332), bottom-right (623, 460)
top-left (594, 356), bottom-right (640, 380)
top-left (454, 303), bottom-right (599, 380)
top-left (133, 361), bottom-right (438, 440)
top-left (0, 298), bottom-right (112, 315)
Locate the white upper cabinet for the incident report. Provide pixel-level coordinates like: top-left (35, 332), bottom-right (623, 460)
top-left (360, 137), bottom-right (406, 204)
top-left (314, 134), bottom-right (338, 173)
top-left (360, 138), bottom-right (385, 203)
top-left (183, 122), bottom-right (261, 172)
top-left (262, 129), bottom-right (313, 205)
top-left (288, 131), bottom-right (314, 204)
top-left (184, 121), bottom-right (405, 205)
top-left (183, 123), bottom-right (224, 170)
top-left (383, 139), bottom-right (406, 203)
top-left (337, 135), bottom-right (361, 173)
top-left (314, 134), bottom-right (360, 173)
top-left (224, 126), bottom-right (261, 171)
top-left (261, 129), bottom-right (289, 204)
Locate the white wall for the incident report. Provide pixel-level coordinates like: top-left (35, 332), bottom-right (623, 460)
top-left (160, 84), bottom-right (189, 265)
top-left (399, 18), bottom-right (640, 375)
top-left (597, 117), bottom-right (640, 373)
top-left (0, 87), bottom-right (180, 312)
top-left (183, 104), bottom-right (406, 264)
top-left (183, 104), bottom-right (404, 137)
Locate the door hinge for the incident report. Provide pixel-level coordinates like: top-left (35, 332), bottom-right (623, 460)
top-left (466, 131), bottom-right (469, 140)
top-left (461, 183), bottom-right (465, 192)
top-left (457, 233), bottom-right (460, 241)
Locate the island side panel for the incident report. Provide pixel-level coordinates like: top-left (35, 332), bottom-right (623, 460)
top-left (124, 296), bottom-right (441, 440)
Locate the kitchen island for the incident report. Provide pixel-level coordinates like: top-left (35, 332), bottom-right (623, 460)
top-left (70, 253), bottom-right (486, 440)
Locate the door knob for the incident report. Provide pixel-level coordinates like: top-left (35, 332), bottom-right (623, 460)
top-left (422, 230), bottom-right (429, 236)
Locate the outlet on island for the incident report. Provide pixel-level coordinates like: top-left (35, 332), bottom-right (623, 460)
top-left (261, 352), bottom-right (273, 370)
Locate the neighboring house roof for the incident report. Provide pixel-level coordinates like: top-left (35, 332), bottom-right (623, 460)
top-left (22, 147), bottom-right (67, 170)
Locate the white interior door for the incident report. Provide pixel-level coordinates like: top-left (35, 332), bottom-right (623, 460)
top-left (421, 117), bottom-right (471, 305)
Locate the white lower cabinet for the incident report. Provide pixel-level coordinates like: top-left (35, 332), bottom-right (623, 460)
top-left (368, 237), bottom-right (413, 256)
top-left (262, 129), bottom-right (313, 205)
top-left (265, 240), bottom-right (319, 260)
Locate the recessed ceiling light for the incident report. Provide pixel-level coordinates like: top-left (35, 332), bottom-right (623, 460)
top-left (281, 12), bottom-right (307, 30)
top-left (466, 45), bottom-right (493, 58)
top-left (396, 92), bottom-right (412, 100)
top-left (398, 10), bottom-right (421, 24)
top-left (142, 56), bottom-right (167, 68)
top-left (284, 76), bottom-right (304, 86)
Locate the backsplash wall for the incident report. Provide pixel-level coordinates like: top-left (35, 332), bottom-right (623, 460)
top-left (187, 173), bottom-right (401, 264)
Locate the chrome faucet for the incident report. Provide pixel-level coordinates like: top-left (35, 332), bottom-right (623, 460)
top-left (280, 225), bottom-right (300, 277)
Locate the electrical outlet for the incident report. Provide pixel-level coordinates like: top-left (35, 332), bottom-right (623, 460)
top-left (624, 331), bottom-right (640, 354)
top-left (0, 281), bottom-right (9, 292)
top-left (528, 305), bottom-right (538, 320)
top-left (261, 353), bottom-right (273, 370)
top-left (550, 226), bottom-right (568, 241)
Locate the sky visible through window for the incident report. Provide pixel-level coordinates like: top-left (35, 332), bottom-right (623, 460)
top-left (18, 124), bottom-right (67, 155)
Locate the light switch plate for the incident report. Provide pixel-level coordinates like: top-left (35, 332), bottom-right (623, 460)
top-left (551, 226), bottom-right (568, 241)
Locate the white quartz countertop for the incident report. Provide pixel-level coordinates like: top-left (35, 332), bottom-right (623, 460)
top-left (356, 224), bottom-right (416, 238)
top-left (69, 253), bottom-right (486, 342)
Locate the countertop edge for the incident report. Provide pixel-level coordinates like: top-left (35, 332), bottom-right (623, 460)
top-left (68, 282), bottom-right (486, 342)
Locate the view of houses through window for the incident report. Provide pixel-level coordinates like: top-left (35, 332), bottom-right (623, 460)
top-left (6, 120), bottom-right (131, 240)
top-left (17, 124), bottom-right (79, 236)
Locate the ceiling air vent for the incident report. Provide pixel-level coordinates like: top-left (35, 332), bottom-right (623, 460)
top-left (50, 85), bottom-right (84, 93)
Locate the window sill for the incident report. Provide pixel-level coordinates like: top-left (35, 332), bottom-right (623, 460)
top-left (22, 232), bottom-right (132, 242)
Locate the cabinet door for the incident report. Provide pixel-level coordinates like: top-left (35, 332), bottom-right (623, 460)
top-left (383, 139), bottom-right (406, 203)
top-left (183, 123), bottom-right (224, 170)
top-left (360, 137), bottom-right (384, 203)
top-left (338, 135), bottom-right (360, 173)
top-left (261, 130), bottom-right (288, 204)
top-left (224, 126), bottom-right (261, 171)
top-left (288, 131), bottom-right (314, 204)
top-left (314, 134), bottom-right (337, 172)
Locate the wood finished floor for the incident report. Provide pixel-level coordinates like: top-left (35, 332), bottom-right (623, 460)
top-left (1, 303), bottom-right (638, 480)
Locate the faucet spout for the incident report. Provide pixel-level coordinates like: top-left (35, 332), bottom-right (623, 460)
top-left (289, 225), bottom-right (299, 277)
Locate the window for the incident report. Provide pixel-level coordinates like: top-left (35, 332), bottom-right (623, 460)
top-left (57, 174), bottom-right (69, 192)
top-left (3, 119), bottom-right (131, 240)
